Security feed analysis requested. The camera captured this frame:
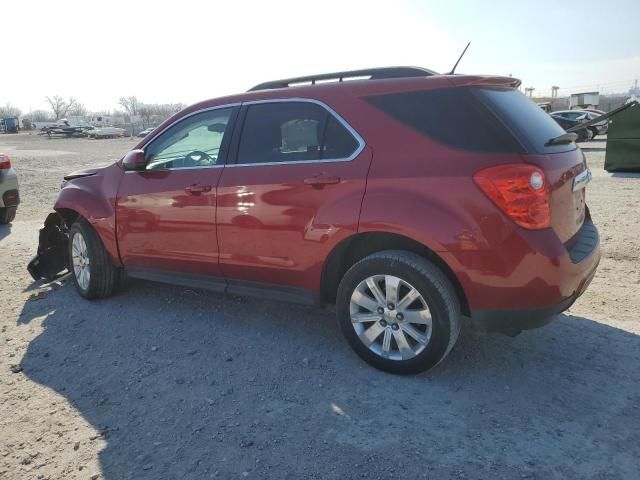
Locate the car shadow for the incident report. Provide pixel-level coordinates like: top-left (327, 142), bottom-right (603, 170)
top-left (17, 281), bottom-right (640, 479)
top-left (0, 223), bottom-right (11, 242)
top-left (580, 146), bottom-right (607, 152)
top-left (610, 171), bottom-right (640, 178)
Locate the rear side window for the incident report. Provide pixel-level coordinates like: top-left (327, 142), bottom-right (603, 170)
top-left (237, 102), bottom-right (360, 164)
top-left (476, 88), bottom-right (574, 153)
top-left (366, 88), bottom-right (523, 153)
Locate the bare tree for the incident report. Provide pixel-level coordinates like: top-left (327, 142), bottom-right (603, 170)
top-left (138, 104), bottom-right (154, 127)
top-left (28, 110), bottom-right (53, 122)
top-left (44, 96), bottom-right (87, 120)
top-left (136, 102), bottom-right (184, 127)
top-left (119, 96), bottom-right (139, 117)
top-left (45, 95), bottom-right (69, 120)
top-left (67, 98), bottom-right (87, 117)
top-left (0, 103), bottom-right (22, 118)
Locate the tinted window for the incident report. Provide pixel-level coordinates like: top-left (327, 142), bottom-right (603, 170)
top-left (323, 115), bottom-right (360, 158)
top-left (237, 102), bottom-right (359, 164)
top-left (145, 108), bottom-right (234, 170)
top-left (366, 88), bottom-right (523, 153)
top-left (562, 111), bottom-right (581, 120)
top-left (477, 88), bottom-right (574, 153)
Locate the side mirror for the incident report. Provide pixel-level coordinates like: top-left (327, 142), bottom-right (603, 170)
top-left (122, 149), bottom-right (146, 171)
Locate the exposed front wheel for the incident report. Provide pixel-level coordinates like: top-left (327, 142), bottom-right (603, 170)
top-left (68, 218), bottom-right (118, 299)
top-left (589, 127), bottom-right (598, 140)
top-left (336, 251), bottom-right (460, 374)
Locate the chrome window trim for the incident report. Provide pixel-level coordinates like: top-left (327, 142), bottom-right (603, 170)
top-left (126, 98), bottom-right (366, 172)
top-left (126, 164), bottom-right (225, 173)
top-left (227, 97), bottom-right (365, 168)
top-left (130, 103), bottom-right (241, 173)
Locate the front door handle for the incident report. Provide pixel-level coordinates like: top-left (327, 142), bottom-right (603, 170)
top-left (303, 174), bottom-right (341, 186)
top-left (185, 184), bottom-right (212, 195)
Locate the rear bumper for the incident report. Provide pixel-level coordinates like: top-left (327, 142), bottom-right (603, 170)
top-left (2, 189), bottom-right (20, 208)
top-left (0, 170), bottom-right (20, 208)
top-left (471, 259), bottom-right (598, 335)
top-left (457, 218), bottom-right (600, 335)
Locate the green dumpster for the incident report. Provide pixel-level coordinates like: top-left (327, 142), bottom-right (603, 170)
top-left (605, 101), bottom-right (640, 172)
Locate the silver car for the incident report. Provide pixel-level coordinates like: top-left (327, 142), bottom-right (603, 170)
top-left (552, 110), bottom-right (609, 139)
top-left (0, 153), bottom-right (19, 224)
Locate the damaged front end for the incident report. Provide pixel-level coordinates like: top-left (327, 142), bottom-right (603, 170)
top-left (27, 212), bottom-right (70, 281)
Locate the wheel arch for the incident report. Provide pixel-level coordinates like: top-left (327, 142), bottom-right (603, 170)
top-left (55, 207), bottom-right (81, 227)
top-left (320, 231), bottom-right (470, 316)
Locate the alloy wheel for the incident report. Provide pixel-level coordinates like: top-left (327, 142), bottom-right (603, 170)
top-left (349, 275), bottom-right (432, 361)
top-left (71, 232), bottom-right (91, 290)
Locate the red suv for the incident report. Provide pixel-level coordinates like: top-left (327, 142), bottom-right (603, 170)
top-left (28, 67), bottom-right (600, 374)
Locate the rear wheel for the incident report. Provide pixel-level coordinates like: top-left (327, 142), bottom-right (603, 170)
top-left (336, 250), bottom-right (460, 375)
top-left (68, 218), bottom-right (118, 299)
top-left (0, 207), bottom-right (16, 224)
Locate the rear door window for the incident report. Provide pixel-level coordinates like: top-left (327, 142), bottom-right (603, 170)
top-left (236, 101), bottom-right (360, 165)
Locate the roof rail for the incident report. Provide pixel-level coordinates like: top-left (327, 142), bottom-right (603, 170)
top-left (248, 66), bottom-right (438, 92)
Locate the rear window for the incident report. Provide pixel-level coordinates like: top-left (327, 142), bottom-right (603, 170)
top-left (366, 88), bottom-right (523, 153)
top-left (476, 88), bottom-right (575, 153)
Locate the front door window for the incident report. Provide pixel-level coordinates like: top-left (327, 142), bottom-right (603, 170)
top-left (145, 108), bottom-right (234, 170)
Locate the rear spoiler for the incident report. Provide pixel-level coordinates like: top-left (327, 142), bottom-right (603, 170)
top-left (446, 75), bottom-right (522, 89)
top-left (565, 101), bottom-right (638, 133)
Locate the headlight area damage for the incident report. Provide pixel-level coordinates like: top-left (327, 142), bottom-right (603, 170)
top-left (27, 212), bottom-right (70, 281)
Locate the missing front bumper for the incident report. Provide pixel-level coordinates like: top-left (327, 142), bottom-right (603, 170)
top-left (27, 212), bottom-right (70, 281)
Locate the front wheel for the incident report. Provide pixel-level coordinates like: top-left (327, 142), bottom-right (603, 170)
top-left (68, 218), bottom-right (118, 299)
top-left (336, 251), bottom-right (461, 375)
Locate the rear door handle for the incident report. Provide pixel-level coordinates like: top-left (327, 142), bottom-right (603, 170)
top-left (185, 184), bottom-right (212, 195)
top-left (303, 174), bottom-right (341, 186)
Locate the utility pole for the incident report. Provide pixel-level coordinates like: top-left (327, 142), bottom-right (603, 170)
top-left (525, 87), bottom-right (535, 97)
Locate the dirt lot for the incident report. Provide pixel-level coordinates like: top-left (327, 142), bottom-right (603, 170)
top-left (1, 133), bottom-right (639, 480)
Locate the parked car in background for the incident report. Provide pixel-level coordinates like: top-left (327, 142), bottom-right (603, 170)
top-left (583, 108), bottom-right (607, 116)
top-left (0, 153), bottom-right (20, 224)
top-left (137, 127), bottom-right (155, 138)
top-left (552, 110), bottom-right (608, 139)
top-left (28, 67), bottom-right (600, 374)
top-left (551, 114), bottom-right (592, 142)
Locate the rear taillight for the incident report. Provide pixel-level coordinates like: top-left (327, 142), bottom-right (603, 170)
top-left (473, 164), bottom-right (550, 229)
top-left (0, 154), bottom-right (10, 169)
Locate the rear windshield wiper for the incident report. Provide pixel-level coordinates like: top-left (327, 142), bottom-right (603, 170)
top-left (545, 132), bottom-right (578, 147)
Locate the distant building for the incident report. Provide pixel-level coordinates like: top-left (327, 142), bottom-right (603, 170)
top-left (569, 92), bottom-right (599, 109)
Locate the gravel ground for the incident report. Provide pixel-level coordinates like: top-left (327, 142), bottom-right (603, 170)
top-left (1, 133), bottom-right (639, 480)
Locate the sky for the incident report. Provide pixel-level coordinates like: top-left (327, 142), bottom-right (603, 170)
top-left (2, 0), bottom-right (639, 114)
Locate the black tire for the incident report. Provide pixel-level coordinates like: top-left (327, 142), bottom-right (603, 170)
top-left (115, 267), bottom-right (129, 292)
top-left (589, 127), bottom-right (598, 140)
top-left (336, 250), bottom-right (460, 375)
top-left (0, 207), bottom-right (16, 224)
top-left (68, 218), bottom-right (118, 299)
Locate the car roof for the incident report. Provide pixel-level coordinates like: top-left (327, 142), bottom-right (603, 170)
top-left (136, 70), bottom-right (522, 150)
top-left (184, 72), bottom-right (521, 110)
